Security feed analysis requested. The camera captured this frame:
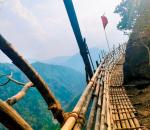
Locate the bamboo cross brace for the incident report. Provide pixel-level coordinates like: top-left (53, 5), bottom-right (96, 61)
top-left (6, 82), bottom-right (34, 105)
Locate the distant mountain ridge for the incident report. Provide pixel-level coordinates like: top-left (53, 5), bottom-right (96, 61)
top-left (43, 47), bottom-right (101, 73)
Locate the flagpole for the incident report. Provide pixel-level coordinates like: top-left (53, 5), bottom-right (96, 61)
top-left (104, 28), bottom-right (111, 53)
top-left (101, 15), bottom-right (111, 53)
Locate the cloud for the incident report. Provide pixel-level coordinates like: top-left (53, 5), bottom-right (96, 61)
top-left (0, 0), bottom-right (127, 62)
top-left (2, 0), bottom-right (48, 42)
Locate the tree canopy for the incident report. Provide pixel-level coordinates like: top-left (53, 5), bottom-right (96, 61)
top-left (115, 0), bottom-right (140, 31)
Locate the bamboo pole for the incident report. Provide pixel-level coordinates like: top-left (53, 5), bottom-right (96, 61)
top-left (94, 75), bottom-right (104, 130)
top-left (0, 72), bottom-right (25, 86)
top-left (0, 99), bottom-right (33, 130)
top-left (0, 73), bottom-right (12, 86)
top-left (100, 71), bottom-right (108, 130)
top-left (86, 78), bottom-right (100, 130)
top-left (61, 64), bottom-right (102, 130)
top-left (6, 82), bottom-right (33, 105)
top-left (106, 73), bottom-right (111, 130)
top-left (8, 75), bottom-right (25, 86)
top-left (0, 35), bottom-right (65, 124)
top-left (73, 87), bottom-right (94, 130)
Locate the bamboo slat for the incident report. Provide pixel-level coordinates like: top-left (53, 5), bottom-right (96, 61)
top-left (109, 59), bottom-right (142, 130)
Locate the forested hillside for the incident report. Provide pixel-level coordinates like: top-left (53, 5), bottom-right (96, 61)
top-left (0, 62), bottom-right (85, 130)
top-left (44, 48), bottom-right (100, 73)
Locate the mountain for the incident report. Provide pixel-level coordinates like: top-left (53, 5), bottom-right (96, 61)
top-left (0, 62), bottom-right (86, 130)
top-left (43, 47), bottom-right (101, 73)
top-left (43, 56), bottom-right (70, 65)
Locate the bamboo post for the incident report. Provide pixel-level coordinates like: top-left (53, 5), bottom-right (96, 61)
top-left (0, 34), bottom-right (65, 124)
top-left (0, 99), bottom-right (33, 130)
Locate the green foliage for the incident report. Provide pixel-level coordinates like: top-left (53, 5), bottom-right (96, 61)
top-left (0, 62), bottom-right (86, 130)
top-left (115, 0), bottom-right (140, 30)
top-left (124, 0), bottom-right (150, 81)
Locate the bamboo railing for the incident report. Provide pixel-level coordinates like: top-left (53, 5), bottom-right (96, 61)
top-left (0, 36), bottom-right (144, 130)
top-left (61, 43), bottom-right (144, 130)
top-left (0, 35), bottom-right (67, 129)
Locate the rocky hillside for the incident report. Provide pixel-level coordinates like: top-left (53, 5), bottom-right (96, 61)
top-left (115, 0), bottom-right (150, 129)
top-left (124, 0), bottom-right (150, 82)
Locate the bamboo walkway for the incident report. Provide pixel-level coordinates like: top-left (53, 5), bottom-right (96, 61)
top-left (62, 44), bottom-right (144, 130)
top-left (109, 58), bottom-right (142, 130)
top-left (0, 35), bottom-right (145, 130)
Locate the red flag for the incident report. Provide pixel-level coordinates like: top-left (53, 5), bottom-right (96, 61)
top-left (101, 15), bottom-right (108, 29)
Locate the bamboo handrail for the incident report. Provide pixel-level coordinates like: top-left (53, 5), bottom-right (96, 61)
top-left (61, 64), bottom-right (103, 130)
top-left (95, 76), bottom-right (104, 130)
top-left (0, 34), bottom-right (66, 124)
top-left (99, 71), bottom-right (108, 130)
top-left (73, 88), bottom-right (94, 130)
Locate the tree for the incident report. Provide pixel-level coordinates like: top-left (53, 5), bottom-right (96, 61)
top-left (114, 0), bottom-right (140, 31)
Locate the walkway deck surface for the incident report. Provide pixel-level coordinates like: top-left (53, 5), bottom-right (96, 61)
top-left (109, 58), bottom-right (142, 130)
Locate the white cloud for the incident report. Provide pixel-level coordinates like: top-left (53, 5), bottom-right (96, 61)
top-left (0, 0), bottom-right (128, 62)
top-left (5, 0), bottom-right (48, 42)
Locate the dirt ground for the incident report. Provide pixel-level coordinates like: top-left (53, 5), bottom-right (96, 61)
top-left (126, 84), bottom-right (150, 129)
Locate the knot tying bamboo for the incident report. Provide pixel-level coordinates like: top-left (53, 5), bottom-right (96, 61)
top-left (64, 112), bottom-right (79, 121)
top-left (89, 80), bottom-right (95, 84)
top-left (76, 114), bottom-right (85, 126)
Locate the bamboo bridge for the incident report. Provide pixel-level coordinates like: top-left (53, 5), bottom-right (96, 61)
top-left (0, 0), bottom-right (147, 130)
top-left (0, 36), bottom-right (145, 130)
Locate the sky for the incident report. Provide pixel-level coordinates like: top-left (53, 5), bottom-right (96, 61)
top-left (0, 0), bottom-right (128, 62)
